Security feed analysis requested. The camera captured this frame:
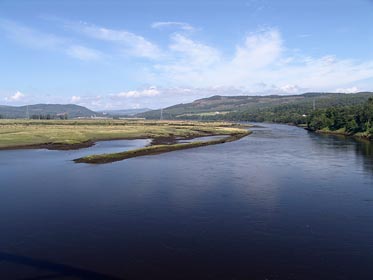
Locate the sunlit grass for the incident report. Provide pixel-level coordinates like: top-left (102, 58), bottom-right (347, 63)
top-left (74, 131), bottom-right (251, 164)
top-left (0, 119), bottom-right (248, 149)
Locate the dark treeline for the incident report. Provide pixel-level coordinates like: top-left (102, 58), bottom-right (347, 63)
top-left (203, 104), bottom-right (309, 124)
top-left (306, 98), bottom-right (373, 137)
top-left (30, 114), bottom-right (68, 120)
top-left (175, 96), bottom-right (373, 139)
top-left (142, 92), bottom-right (373, 123)
top-left (221, 99), bottom-right (373, 138)
top-left (173, 93), bottom-right (373, 125)
top-left (212, 98), bottom-right (373, 138)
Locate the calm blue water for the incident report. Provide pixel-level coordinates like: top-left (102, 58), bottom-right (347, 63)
top-left (0, 124), bottom-right (373, 280)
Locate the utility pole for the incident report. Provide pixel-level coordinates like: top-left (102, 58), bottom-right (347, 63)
top-left (160, 108), bottom-right (163, 120)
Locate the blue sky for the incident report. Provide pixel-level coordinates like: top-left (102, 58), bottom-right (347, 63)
top-left (0, 0), bottom-right (372, 110)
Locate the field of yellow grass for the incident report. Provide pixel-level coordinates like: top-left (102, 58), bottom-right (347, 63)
top-left (0, 119), bottom-right (249, 150)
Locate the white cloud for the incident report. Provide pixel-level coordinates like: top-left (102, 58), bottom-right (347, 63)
top-left (151, 21), bottom-right (195, 31)
top-left (65, 89), bottom-right (162, 110)
top-left (277, 56), bottom-right (373, 89)
top-left (68, 95), bottom-right (104, 109)
top-left (65, 21), bottom-right (162, 59)
top-left (70, 95), bottom-right (81, 103)
top-left (232, 28), bottom-right (282, 69)
top-left (115, 87), bottom-right (160, 98)
top-left (86, 87), bottom-right (200, 110)
top-left (153, 33), bottom-right (221, 85)
top-left (5, 91), bottom-right (25, 102)
top-left (279, 84), bottom-right (304, 94)
top-left (153, 28), bottom-right (283, 87)
top-left (150, 28), bottom-right (373, 93)
top-left (335, 86), bottom-right (360, 93)
top-left (169, 34), bottom-right (221, 66)
top-left (107, 86), bottom-right (250, 109)
top-left (2, 19), bottom-right (373, 108)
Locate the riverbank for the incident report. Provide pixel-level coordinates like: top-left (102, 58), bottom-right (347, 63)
top-left (305, 127), bottom-right (372, 141)
top-left (74, 131), bottom-right (251, 164)
top-left (0, 119), bottom-right (249, 150)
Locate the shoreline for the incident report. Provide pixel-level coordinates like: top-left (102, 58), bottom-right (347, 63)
top-left (0, 140), bottom-right (96, 151)
top-left (0, 133), bottom-right (235, 151)
top-left (0, 136), bottom-right (151, 151)
top-left (0, 119), bottom-right (249, 151)
top-left (74, 131), bottom-right (251, 164)
top-left (304, 127), bottom-right (372, 141)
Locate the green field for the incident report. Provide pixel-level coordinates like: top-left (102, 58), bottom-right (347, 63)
top-left (0, 119), bottom-right (249, 150)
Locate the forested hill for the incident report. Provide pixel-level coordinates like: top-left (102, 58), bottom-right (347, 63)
top-left (139, 92), bottom-right (373, 124)
top-left (307, 98), bottom-right (373, 139)
top-left (0, 104), bottom-right (99, 119)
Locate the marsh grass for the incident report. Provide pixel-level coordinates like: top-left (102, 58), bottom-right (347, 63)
top-left (74, 131), bottom-right (251, 164)
top-left (0, 119), bottom-right (248, 150)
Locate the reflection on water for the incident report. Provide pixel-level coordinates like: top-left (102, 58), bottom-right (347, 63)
top-left (308, 131), bottom-right (373, 176)
top-left (354, 138), bottom-right (373, 174)
top-left (177, 135), bottom-right (226, 143)
top-left (63, 139), bottom-right (151, 159)
top-left (0, 124), bottom-right (373, 279)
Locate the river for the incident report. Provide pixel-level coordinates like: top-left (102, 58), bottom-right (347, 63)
top-left (0, 124), bottom-right (373, 279)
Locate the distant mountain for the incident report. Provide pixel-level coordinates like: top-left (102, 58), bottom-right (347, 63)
top-left (0, 104), bottom-right (100, 119)
top-left (139, 92), bottom-right (373, 123)
top-left (99, 108), bottom-right (151, 116)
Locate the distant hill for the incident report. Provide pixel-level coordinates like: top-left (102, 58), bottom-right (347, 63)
top-left (139, 92), bottom-right (373, 123)
top-left (0, 104), bottom-right (99, 119)
top-left (99, 108), bottom-right (151, 116)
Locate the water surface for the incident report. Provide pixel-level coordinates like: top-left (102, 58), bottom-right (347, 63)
top-left (177, 135), bottom-right (227, 143)
top-left (1, 124), bottom-right (373, 280)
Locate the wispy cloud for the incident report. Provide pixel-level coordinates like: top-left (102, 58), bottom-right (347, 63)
top-left (169, 34), bottom-right (220, 65)
top-left (0, 19), bottom-right (102, 61)
top-left (0, 19), bottom-right (64, 50)
top-left (153, 33), bottom-right (221, 85)
top-left (64, 21), bottom-right (162, 59)
top-left (151, 21), bottom-right (195, 31)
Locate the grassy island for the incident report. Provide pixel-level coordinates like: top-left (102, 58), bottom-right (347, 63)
top-left (0, 119), bottom-right (251, 162)
top-left (74, 131), bottom-right (250, 164)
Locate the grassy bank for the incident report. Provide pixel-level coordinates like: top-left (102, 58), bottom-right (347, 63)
top-left (311, 127), bottom-right (372, 140)
top-left (74, 131), bottom-right (251, 164)
top-left (0, 119), bottom-right (249, 150)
